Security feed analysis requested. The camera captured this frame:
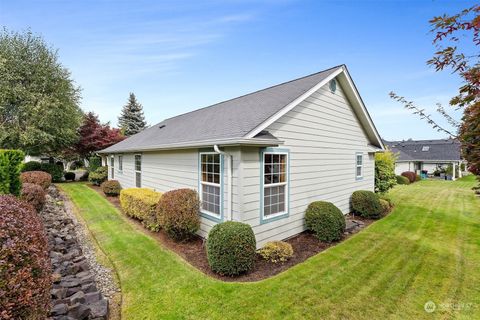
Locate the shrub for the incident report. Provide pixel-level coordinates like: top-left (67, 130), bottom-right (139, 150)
top-left (379, 199), bottom-right (391, 216)
top-left (156, 188), bottom-right (200, 241)
top-left (88, 156), bottom-right (102, 172)
top-left (375, 150), bottom-right (397, 193)
top-left (396, 175), bottom-right (410, 185)
top-left (20, 171), bottom-right (52, 190)
top-left (258, 241), bottom-right (293, 263)
top-left (206, 221), bottom-right (256, 276)
top-left (64, 171), bottom-right (76, 181)
top-left (0, 195), bottom-right (51, 319)
top-left (120, 188), bottom-right (162, 230)
top-left (305, 201), bottom-right (346, 242)
top-left (401, 171), bottom-right (417, 183)
top-left (0, 149), bottom-right (25, 196)
top-left (21, 161), bottom-right (42, 172)
top-left (20, 183), bottom-right (46, 211)
top-left (79, 170), bottom-right (89, 181)
top-left (101, 180), bottom-right (122, 196)
top-left (39, 163), bottom-right (64, 182)
top-left (378, 194), bottom-right (395, 208)
top-left (351, 190), bottom-right (383, 219)
top-left (88, 166), bottom-right (108, 186)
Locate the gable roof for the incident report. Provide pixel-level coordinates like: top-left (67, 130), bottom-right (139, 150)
top-left (384, 139), bottom-right (461, 162)
top-left (100, 65), bottom-right (384, 153)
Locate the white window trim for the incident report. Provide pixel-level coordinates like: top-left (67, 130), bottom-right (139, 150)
top-left (134, 154), bottom-right (142, 188)
top-left (356, 153), bottom-right (363, 180)
top-left (110, 155), bottom-right (115, 179)
top-left (262, 151), bottom-right (289, 221)
top-left (118, 155), bottom-right (123, 172)
top-left (199, 152), bottom-right (222, 219)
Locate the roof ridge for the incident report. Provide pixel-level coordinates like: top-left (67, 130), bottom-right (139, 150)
top-left (159, 64), bottom-right (344, 124)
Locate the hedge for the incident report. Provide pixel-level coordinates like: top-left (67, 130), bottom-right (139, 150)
top-left (206, 221), bottom-right (256, 276)
top-left (0, 149), bottom-right (25, 196)
top-left (305, 201), bottom-right (346, 242)
top-left (351, 190), bottom-right (383, 219)
top-left (396, 175), bottom-right (410, 185)
top-left (101, 180), bottom-right (122, 196)
top-left (0, 195), bottom-right (51, 319)
top-left (89, 166), bottom-right (108, 186)
top-left (401, 171), bottom-right (417, 183)
top-left (21, 161), bottom-right (42, 172)
top-left (20, 183), bottom-right (46, 212)
top-left (156, 188), bottom-right (200, 241)
top-left (120, 188), bottom-right (162, 230)
top-left (21, 161), bottom-right (63, 182)
top-left (20, 171), bottom-right (52, 190)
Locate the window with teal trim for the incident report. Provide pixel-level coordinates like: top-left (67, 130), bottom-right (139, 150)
top-left (263, 152), bottom-right (288, 217)
top-left (200, 153), bottom-right (221, 216)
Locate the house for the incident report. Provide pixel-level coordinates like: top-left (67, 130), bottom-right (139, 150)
top-left (99, 65), bottom-right (384, 247)
top-left (384, 139), bottom-right (463, 179)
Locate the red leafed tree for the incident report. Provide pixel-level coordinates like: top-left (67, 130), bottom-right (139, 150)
top-left (74, 112), bottom-right (125, 159)
top-left (390, 4), bottom-right (480, 180)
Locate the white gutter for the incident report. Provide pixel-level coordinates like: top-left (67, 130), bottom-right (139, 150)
top-left (214, 145), bottom-right (233, 221)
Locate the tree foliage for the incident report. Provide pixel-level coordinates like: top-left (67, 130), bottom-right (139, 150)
top-left (0, 28), bottom-right (83, 155)
top-left (375, 149), bottom-right (397, 194)
top-left (73, 112), bottom-right (124, 159)
top-left (118, 92), bottom-right (147, 136)
top-left (390, 5), bottom-right (480, 177)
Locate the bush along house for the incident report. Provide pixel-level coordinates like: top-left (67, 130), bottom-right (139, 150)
top-left (98, 65), bottom-right (384, 248)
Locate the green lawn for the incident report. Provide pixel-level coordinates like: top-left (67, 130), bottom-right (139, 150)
top-left (59, 176), bottom-right (480, 319)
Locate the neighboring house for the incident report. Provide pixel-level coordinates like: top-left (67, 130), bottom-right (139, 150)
top-left (99, 65), bottom-right (384, 247)
top-left (384, 139), bottom-right (463, 179)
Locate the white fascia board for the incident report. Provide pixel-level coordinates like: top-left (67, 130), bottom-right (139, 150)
top-left (97, 137), bottom-right (284, 154)
top-left (244, 67), bottom-right (344, 139)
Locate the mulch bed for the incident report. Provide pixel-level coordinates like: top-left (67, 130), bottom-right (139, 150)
top-left (88, 184), bottom-right (374, 282)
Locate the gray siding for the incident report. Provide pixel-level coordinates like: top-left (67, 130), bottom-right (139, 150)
top-left (241, 81), bottom-right (376, 247)
top-left (108, 148), bottom-right (241, 238)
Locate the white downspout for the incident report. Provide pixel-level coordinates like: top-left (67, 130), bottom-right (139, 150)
top-left (214, 145), bottom-right (233, 221)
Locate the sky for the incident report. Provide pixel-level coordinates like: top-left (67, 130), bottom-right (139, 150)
top-left (0, 0), bottom-right (476, 140)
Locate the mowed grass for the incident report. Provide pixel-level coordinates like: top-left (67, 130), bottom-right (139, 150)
top-left (59, 176), bottom-right (480, 319)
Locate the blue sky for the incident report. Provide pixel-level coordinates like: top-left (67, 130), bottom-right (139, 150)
top-left (1, 0), bottom-right (475, 140)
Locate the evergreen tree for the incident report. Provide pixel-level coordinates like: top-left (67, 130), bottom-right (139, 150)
top-left (118, 93), bottom-right (147, 136)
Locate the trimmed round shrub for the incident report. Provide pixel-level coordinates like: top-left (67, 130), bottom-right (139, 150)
top-left (101, 180), bottom-right (122, 196)
top-left (378, 194), bottom-right (394, 208)
top-left (21, 160), bottom-right (42, 172)
top-left (20, 183), bottom-right (46, 211)
top-left (258, 241), bottom-right (294, 263)
top-left (40, 163), bottom-right (64, 182)
top-left (20, 171), bottom-right (52, 190)
top-left (64, 171), bottom-right (76, 181)
top-left (156, 188), bottom-right (200, 241)
top-left (0, 195), bottom-right (51, 319)
top-left (88, 166), bottom-right (108, 186)
top-left (206, 221), bottom-right (256, 276)
top-left (351, 190), bottom-right (383, 219)
top-left (379, 199), bottom-right (391, 216)
top-left (396, 175), bottom-right (410, 185)
top-left (120, 188), bottom-right (162, 230)
top-left (401, 171), bottom-right (417, 183)
top-left (305, 201), bottom-right (346, 242)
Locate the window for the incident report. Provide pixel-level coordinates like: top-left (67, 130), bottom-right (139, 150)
top-left (422, 146), bottom-right (430, 151)
top-left (356, 153), bottom-right (363, 179)
top-left (200, 153), bottom-right (222, 218)
top-left (135, 154), bottom-right (141, 188)
top-left (263, 151), bottom-right (288, 220)
top-left (110, 156), bottom-right (114, 179)
top-left (118, 155), bottom-right (123, 172)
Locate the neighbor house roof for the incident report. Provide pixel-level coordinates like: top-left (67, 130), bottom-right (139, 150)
top-left (384, 139), bottom-right (461, 162)
top-left (100, 65), bottom-right (384, 153)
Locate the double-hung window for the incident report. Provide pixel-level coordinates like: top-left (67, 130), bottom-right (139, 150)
top-left (356, 153), bottom-right (363, 179)
top-left (110, 156), bottom-right (114, 179)
top-left (118, 155), bottom-right (123, 172)
top-left (200, 153), bottom-right (222, 218)
top-left (135, 154), bottom-right (142, 187)
top-left (263, 151), bottom-right (288, 220)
